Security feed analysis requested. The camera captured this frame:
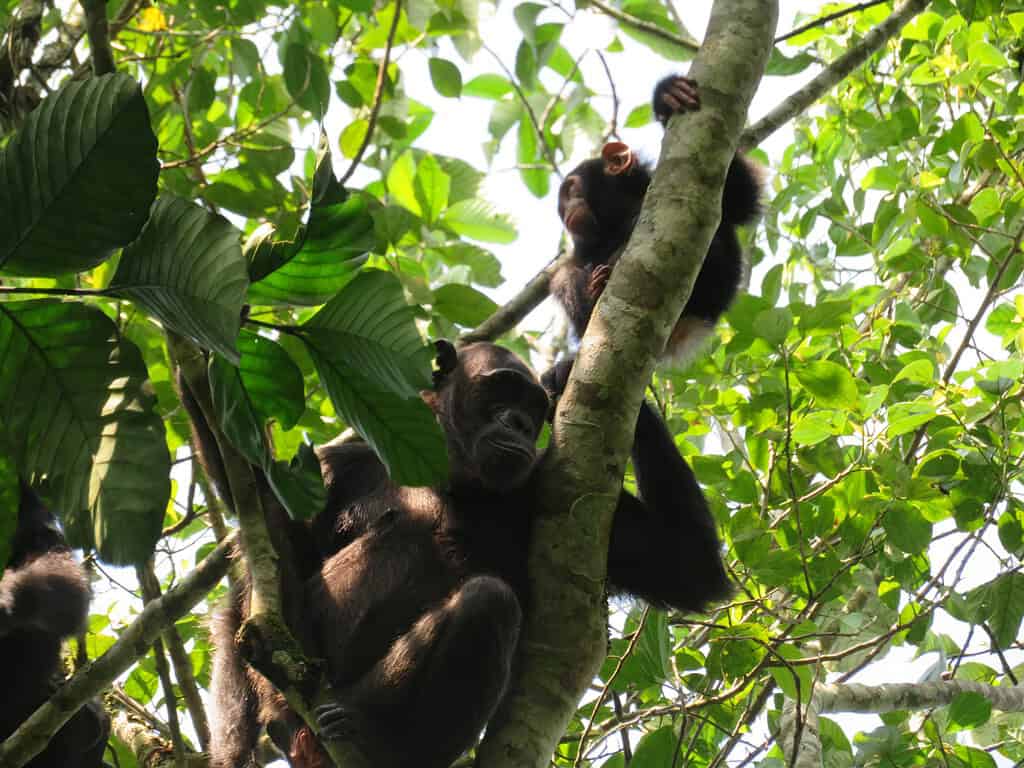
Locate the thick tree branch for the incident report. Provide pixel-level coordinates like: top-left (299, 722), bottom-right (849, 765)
top-left (168, 334), bottom-right (371, 767)
top-left (476, 3), bottom-right (777, 767)
top-left (779, 679), bottom-right (1024, 767)
top-left (743, 0), bottom-right (930, 147)
top-left (0, 535), bottom-right (235, 768)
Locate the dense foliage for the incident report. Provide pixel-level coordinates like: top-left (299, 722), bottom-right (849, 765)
top-left (0, 0), bottom-right (1022, 766)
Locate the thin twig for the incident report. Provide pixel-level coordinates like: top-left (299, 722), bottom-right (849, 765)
top-left (339, 0), bottom-right (402, 185)
top-left (774, 1), bottom-right (889, 44)
top-left (586, 0), bottom-right (699, 54)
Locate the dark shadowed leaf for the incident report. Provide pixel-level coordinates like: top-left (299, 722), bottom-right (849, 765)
top-left (630, 726), bottom-right (678, 768)
top-left (267, 443), bottom-right (326, 522)
top-left (297, 270), bottom-right (445, 485)
top-left (0, 73), bottom-right (159, 275)
top-left (238, 332), bottom-right (305, 430)
top-left (111, 197), bottom-right (248, 363)
top-left (0, 301), bottom-right (168, 563)
top-left (208, 353), bottom-right (267, 468)
top-left (0, 456), bottom-right (17, 572)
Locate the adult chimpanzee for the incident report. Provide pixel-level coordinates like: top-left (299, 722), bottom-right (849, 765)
top-left (0, 482), bottom-right (110, 768)
top-left (552, 74), bottom-right (763, 364)
top-left (209, 340), bottom-right (730, 768)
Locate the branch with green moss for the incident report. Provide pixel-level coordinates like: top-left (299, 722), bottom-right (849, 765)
top-left (475, 2), bottom-right (778, 766)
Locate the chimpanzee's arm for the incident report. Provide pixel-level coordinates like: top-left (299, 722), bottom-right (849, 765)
top-left (607, 400), bottom-right (730, 612)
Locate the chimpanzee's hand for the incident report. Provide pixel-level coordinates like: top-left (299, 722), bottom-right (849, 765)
top-left (652, 74), bottom-right (700, 125)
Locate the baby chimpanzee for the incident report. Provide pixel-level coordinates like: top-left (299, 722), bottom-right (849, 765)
top-left (552, 74), bottom-right (763, 363)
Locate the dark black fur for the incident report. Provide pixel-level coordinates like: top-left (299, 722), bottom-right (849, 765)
top-left (552, 74), bottom-right (762, 362)
top-left (209, 341), bottom-right (729, 768)
top-left (0, 482), bottom-right (110, 768)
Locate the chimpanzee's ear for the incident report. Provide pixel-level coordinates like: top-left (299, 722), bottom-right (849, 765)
top-left (431, 340), bottom-right (458, 389)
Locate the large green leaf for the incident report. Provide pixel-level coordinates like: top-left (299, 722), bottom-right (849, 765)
top-left (208, 353), bottom-right (323, 520)
top-left (249, 137), bottom-right (373, 305)
top-left (0, 73), bottom-right (159, 275)
top-left (0, 300), bottom-right (168, 564)
top-left (441, 198), bottom-right (517, 243)
top-left (297, 270), bottom-right (445, 486)
top-left (237, 331), bottom-right (305, 430)
top-left (111, 197), bottom-right (248, 363)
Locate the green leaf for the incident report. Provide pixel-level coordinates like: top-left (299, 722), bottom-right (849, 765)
top-left (414, 154), bottom-right (451, 225)
top-left (298, 270), bottom-right (446, 486)
top-left (248, 137), bottom-right (372, 305)
top-left (630, 726), bottom-right (678, 768)
top-left (442, 199), bottom-right (517, 243)
top-left (111, 196), bottom-right (248, 363)
top-left (208, 353), bottom-right (268, 467)
top-left (756, 308), bottom-right (792, 346)
top-left (428, 57), bottom-right (463, 98)
top-left (887, 400), bottom-right (935, 437)
top-left (861, 166), bottom-right (902, 191)
top-left (267, 442), bottom-right (326, 521)
top-left (948, 692), bottom-right (992, 729)
top-left (0, 300), bottom-right (168, 564)
top-left (792, 411), bottom-right (844, 446)
top-left (882, 501), bottom-right (932, 555)
top-left (0, 73), bottom-right (159, 275)
top-left (283, 44), bottom-right (331, 118)
top-left (433, 284), bottom-right (499, 326)
top-left (795, 360), bottom-right (858, 408)
top-left (249, 193), bottom-right (373, 306)
top-left (209, 353), bottom-right (322, 520)
top-left (463, 74), bottom-right (512, 99)
top-left (387, 152), bottom-right (422, 217)
top-left (238, 332), bottom-right (305, 430)
top-left (977, 573), bottom-right (1024, 649)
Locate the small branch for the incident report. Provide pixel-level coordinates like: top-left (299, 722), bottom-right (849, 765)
top-left (743, 0), bottom-right (930, 148)
top-left (81, 0), bottom-right (116, 75)
top-left (774, 0), bottom-right (889, 44)
top-left (586, 0), bottom-right (699, 54)
top-left (0, 535), bottom-right (235, 768)
top-left (572, 609), bottom-right (649, 768)
top-left (139, 560), bottom-right (211, 749)
top-left (109, 710), bottom-right (206, 768)
top-left (483, 42), bottom-right (562, 178)
top-left (339, 0), bottom-right (402, 185)
top-left (460, 252), bottom-right (569, 344)
top-left (818, 680), bottom-right (1024, 713)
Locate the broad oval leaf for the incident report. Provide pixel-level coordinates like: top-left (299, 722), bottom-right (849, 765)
top-left (795, 360), bottom-right (858, 408)
top-left (0, 73), bottom-right (159, 275)
top-left (0, 300), bottom-right (168, 564)
top-left (298, 270), bottom-right (445, 485)
top-left (441, 198), bottom-right (517, 244)
top-left (428, 57), bottom-right (463, 98)
top-left (111, 196), bottom-right (249, 363)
